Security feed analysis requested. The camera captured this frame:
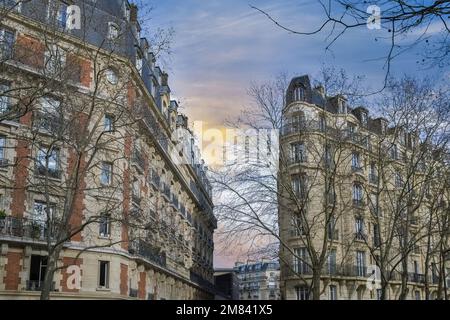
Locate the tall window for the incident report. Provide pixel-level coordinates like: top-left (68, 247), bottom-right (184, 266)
top-left (294, 86), bottom-right (306, 102)
top-left (369, 162), bottom-right (377, 182)
top-left (29, 255), bottom-right (48, 290)
top-left (98, 261), bottom-right (110, 288)
top-left (355, 217), bottom-right (364, 239)
top-left (108, 23), bottom-right (120, 40)
top-left (37, 146), bottom-right (60, 178)
top-left (296, 286), bottom-right (309, 300)
top-left (291, 142), bottom-right (307, 163)
top-left (352, 183), bottom-right (363, 206)
top-left (356, 251), bottom-right (366, 277)
top-left (395, 172), bottom-right (403, 188)
top-left (291, 111), bottom-right (305, 132)
top-left (351, 152), bottom-right (361, 170)
top-left (319, 116), bottom-right (326, 132)
top-left (327, 249), bottom-right (337, 274)
top-left (293, 247), bottom-right (309, 274)
top-left (0, 27), bottom-right (15, 59)
top-left (292, 175), bottom-right (307, 199)
top-left (100, 162), bottom-right (113, 186)
top-left (361, 112), bottom-right (368, 126)
top-left (0, 83), bottom-right (11, 113)
top-left (99, 214), bottom-right (111, 237)
top-left (347, 122), bottom-right (356, 133)
top-left (104, 114), bottom-right (114, 132)
top-left (329, 285), bottom-right (337, 300)
top-left (390, 144), bottom-right (398, 160)
top-left (0, 136), bottom-right (6, 163)
top-left (373, 224), bottom-right (381, 247)
top-left (292, 216), bottom-right (304, 236)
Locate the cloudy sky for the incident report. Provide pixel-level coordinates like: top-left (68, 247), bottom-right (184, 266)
top-left (149, 0), bottom-right (445, 267)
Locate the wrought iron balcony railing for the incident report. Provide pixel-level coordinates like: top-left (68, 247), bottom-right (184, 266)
top-left (0, 216), bottom-right (55, 241)
top-left (129, 239), bottom-right (166, 268)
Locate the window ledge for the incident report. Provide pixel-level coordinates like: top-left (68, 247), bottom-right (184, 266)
top-left (96, 287), bottom-right (111, 292)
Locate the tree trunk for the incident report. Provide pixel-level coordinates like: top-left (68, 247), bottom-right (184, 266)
top-left (399, 254), bottom-right (409, 300)
top-left (40, 246), bottom-right (62, 300)
top-left (311, 271), bottom-right (321, 300)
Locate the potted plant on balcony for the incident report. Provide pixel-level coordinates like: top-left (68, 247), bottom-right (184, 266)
top-left (30, 222), bottom-right (42, 239)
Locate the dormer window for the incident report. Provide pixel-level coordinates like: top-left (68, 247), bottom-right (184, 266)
top-left (108, 22), bottom-right (120, 40)
top-left (105, 68), bottom-right (118, 85)
top-left (338, 100), bottom-right (347, 114)
top-left (294, 85), bottom-right (306, 102)
top-left (361, 112), bottom-right (368, 126)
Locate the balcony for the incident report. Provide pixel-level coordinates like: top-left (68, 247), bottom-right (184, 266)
top-left (343, 265), bottom-right (368, 278)
top-left (35, 165), bottom-right (62, 180)
top-left (0, 216), bottom-right (55, 242)
top-left (129, 239), bottom-right (166, 268)
top-left (132, 148), bottom-right (145, 172)
top-left (408, 273), bottom-right (426, 284)
top-left (26, 280), bottom-right (56, 292)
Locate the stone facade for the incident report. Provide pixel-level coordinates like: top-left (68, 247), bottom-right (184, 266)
top-left (279, 75), bottom-right (449, 300)
top-left (235, 261), bottom-right (281, 300)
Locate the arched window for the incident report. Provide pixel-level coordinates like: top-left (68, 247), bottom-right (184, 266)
top-left (294, 85), bottom-right (306, 102)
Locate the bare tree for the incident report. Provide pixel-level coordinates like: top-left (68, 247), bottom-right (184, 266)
top-left (0, 1), bottom-right (175, 300)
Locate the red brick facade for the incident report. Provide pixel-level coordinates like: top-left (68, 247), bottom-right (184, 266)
top-left (3, 251), bottom-right (23, 290)
top-left (138, 271), bottom-right (146, 299)
top-left (10, 140), bottom-right (31, 218)
top-left (15, 34), bottom-right (44, 68)
top-left (120, 263), bottom-right (128, 296)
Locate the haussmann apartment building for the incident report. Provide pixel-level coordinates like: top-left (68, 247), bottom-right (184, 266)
top-left (0, 0), bottom-right (216, 300)
top-left (278, 75), bottom-right (449, 300)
